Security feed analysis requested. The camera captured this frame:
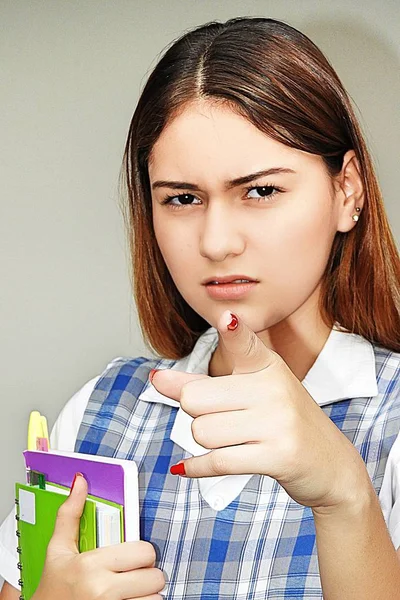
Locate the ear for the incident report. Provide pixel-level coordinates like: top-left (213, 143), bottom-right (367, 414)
top-left (334, 150), bottom-right (365, 233)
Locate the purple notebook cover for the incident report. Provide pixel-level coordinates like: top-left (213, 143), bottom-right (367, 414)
top-left (23, 451), bottom-right (125, 505)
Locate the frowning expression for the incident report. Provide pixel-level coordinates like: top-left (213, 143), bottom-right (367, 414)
top-left (149, 100), bottom-right (342, 333)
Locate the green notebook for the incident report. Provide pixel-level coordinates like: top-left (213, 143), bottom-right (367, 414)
top-left (15, 483), bottom-right (97, 600)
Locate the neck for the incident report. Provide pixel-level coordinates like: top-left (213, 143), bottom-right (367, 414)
top-left (208, 309), bottom-right (332, 382)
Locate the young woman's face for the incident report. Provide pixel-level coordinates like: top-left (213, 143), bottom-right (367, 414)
top-left (149, 100), bottom-right (342, 334)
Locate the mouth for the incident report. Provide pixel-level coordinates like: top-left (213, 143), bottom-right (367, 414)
top-left (203, 276), bottom-right (259, 300)
top-left (202, 275), bottom-right (258, 285)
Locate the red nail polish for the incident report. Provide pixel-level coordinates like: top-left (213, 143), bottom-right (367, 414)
top-left (227, 313), bottom-right (238, 331)
top-left (149, 369), bottom-right (158, 384)
top-left (170, 462), bottom-right (186, 476)
top-left (70, 472), bottom-right (83, 493)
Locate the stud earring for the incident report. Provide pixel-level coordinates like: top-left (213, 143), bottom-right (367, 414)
top-left (352, 207), bottom-right (361, 222)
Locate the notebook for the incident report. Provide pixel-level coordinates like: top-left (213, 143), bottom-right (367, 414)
top-left (16, 449), bottom-right (140, 600)
top-left (15, 483), bottom-right (98, 600)
top-left (23, 449), bottom-right (139, 541)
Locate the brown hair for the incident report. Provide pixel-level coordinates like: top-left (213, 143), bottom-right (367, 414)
top-left (120, 17), bottom-right (400, 358)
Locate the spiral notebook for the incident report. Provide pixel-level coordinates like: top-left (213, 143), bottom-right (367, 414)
top-left (15, 483), bottom-right (97, 599)
top-left (15, 449), bottom-right (139, 600)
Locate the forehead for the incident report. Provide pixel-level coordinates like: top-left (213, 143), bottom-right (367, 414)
top-left (148, 100), bottom-right (321, 181)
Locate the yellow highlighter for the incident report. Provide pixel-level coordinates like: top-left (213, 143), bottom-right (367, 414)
top-left (27, 410), bottom-right (50, 451)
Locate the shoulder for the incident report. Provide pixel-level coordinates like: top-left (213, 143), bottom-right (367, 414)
top-left (50, 356), bottom-right (156, 451)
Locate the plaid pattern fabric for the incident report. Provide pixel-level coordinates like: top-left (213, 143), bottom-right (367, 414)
top-left (75, 345), bottom-right (400, 599)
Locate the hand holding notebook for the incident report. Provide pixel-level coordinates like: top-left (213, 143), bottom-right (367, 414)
top-left (30, 474), bottom-right (165, 600)
top-left (16, 411), bottom-right (165, 600)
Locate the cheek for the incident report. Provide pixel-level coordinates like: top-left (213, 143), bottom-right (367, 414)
top-left (279, 186), bottom-right (335, 247)
top-left (285, 215), bottom-right (331, 254)
top-left (154, 218), bottom-right (196, 281)
top-left (253, 200), bottom-right (332, 249)
top-left (265, 203), bottom-right (336, 292)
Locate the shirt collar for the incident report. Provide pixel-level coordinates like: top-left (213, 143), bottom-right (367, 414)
top-left (301, 324), bottom-right (378, 405)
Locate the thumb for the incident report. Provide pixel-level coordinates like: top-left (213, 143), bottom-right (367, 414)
top-left (50, 472), bottom-right (88, 552)
top-left (218, 310), bottom-right (280, 374)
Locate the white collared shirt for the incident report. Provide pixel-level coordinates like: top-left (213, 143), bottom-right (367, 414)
top-left (1, 325), bottom-right (400, 588)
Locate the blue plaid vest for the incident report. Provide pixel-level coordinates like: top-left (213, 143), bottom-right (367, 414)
top-left (74, 346), bottom-right (400, 599)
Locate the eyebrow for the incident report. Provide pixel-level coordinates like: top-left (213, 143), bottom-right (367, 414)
top-left (151, 167), bottom-right (296, 192)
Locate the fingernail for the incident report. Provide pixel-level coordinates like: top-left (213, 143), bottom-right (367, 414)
top-left (70, 472), bottom-right (83, 493)
top-left (149, 369), bottom-right (159, 384)
top-left (227, 313), bottom-right (238, 331)
top-left (170, 462), bottom-right (186, 476)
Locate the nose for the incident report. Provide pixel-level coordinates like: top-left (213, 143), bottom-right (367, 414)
top-left (199, 201), bottom-right (245, 261)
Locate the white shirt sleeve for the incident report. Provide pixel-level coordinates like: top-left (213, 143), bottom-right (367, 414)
top-left (0, 376), bottom-right (99, 589)
top-left (379, 430), bottom-right (400, 550)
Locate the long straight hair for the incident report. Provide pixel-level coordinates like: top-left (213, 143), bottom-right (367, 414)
top-left (120, 17), bottom-right (400, 358)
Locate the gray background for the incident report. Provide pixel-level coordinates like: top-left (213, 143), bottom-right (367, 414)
top-left (1, 0), bottom-right (399, 583)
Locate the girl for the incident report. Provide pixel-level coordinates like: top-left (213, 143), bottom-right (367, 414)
top-left (1, 16), bottom-right (400, 600)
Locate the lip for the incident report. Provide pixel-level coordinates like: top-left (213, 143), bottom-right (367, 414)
top-left (202, 274), bottom-right (258, 285)
top-left (204, 281), bottom-right (258, 300)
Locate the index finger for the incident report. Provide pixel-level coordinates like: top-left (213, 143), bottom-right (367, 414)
top-left (180, 373), bottom-right (253, 417)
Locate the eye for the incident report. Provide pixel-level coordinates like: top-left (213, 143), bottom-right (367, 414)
top-left (161, 193), bottom-right (201, 208)
top-left (245, 185), bottom-right (281, 201)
